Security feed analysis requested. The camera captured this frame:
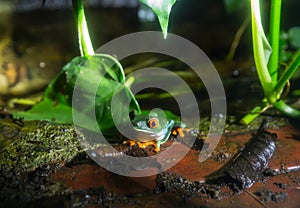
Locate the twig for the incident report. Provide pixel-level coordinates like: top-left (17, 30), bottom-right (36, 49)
top-left (226, 16), bottom-right (250, 61)
top-left (245, 189), bottom-right (269, 208)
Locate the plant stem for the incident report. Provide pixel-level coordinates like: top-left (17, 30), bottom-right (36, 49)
top-left (273, 100), bottom-right (300, 118)
top-left (72, 0), bottom-right (94, 57)
top-left (268, 0), bottom-right (282, 83)
top-left (243, 0), bottom-right (300, 123)
top-left (226, 16), bottom-right (250, 61)
top-left (274, 50), bottom-right (300, 96)
top-left (251, 0), bottom-right (276, 103)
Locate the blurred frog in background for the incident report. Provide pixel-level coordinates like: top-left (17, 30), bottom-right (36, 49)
top-left (0, 3), bottom-right (71, 104)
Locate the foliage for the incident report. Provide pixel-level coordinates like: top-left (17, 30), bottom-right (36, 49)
top-left (15, 0), bottom-right (300, 129)
top-left (15, 55), bottom-right (140, 134)
top-left (139, 0), bottom-right (176, 39)
top-left (14, 0), bottom-right (178, 135)
top-left (241, 0), bottom-right (300, 124)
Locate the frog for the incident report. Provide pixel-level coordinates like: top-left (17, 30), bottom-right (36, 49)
top-left (126, 109), bottom-right (187, 152)
top-left (0, 9), bottom-right (69, 99)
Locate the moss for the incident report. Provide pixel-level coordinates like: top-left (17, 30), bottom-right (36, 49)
top-left (225, 114), bottom-right (289, 132)
top-left (0, 120), bottom-right (83, 202)
top-left (0, 120), bottom-right (81, 172)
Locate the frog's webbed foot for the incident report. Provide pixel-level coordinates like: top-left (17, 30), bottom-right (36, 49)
top-left (124, 140), bottom-right (161, 152)
top-left (172, 127), bottom-right (207, 151)
top-left (138, 141), bottom-right (161, 152)
top-left (171, 127), bottom-right (192, 138)
top-left (172, 128), bottom-right (205, 141)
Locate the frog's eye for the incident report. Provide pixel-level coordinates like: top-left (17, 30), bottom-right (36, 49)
top-left (148, 117), bottom-right (159, 129)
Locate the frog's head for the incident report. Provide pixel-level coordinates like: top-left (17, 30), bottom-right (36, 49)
top-left (131, 108), bottom-right (174, 144)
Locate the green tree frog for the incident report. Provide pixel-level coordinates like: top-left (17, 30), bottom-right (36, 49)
top-left (127, 109), bottom-right (186, 152)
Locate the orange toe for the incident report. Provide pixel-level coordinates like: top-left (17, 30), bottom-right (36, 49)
top-left (172, 127), bottom-right (190, 138)
top-left (124, 140), bottom-right (136, 147)
top-left (125, 140), bottom-right (160, 152)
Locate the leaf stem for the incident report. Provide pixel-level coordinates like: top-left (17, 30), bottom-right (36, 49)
top-left (274, 50), bottom-right (300, 96)
top-left (72, 0), bottom-right (94, 57)
top-left (273, 100), bottom-right (300, 118)
top-left (226, 16), bottom-right (250, 61)
top-left (268, 0), bottom-right (282, 83)
top-left (250, 0), bottom-right (276, 103)
top-left (243, 0), bottom-right (300, 123)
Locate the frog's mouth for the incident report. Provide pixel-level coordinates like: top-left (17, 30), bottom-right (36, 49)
top-left (133, 120), bottom-right (175, 143)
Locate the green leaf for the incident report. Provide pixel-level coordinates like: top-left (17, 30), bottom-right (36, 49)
top-left (288, 27), bottom-right (300, 49)
top-left (14, 98), bottom-right (73, 123)
top-left (140, 109), bottom-right (180, 121)
top-left (14, 55), bottom-right (140, 135)
top-left (240, 106), bottom-right (262, 125)
top-left (139, 0), bottom-right (176, 39)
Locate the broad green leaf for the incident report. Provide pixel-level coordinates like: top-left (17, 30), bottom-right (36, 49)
top-left (139, 109), bottom-right (179, 121)
top-left (139, 0), bottom-right (176, 39)
top-left (14, 98), bottom-right (101, 133)
top-left (14, 55), bottom-right (140, 136)
top-left (289, 27), bottom-right (300, 48)
top-left (14, 98), bottom-right (73, 123)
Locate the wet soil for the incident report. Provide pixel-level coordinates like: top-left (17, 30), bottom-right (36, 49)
top-left (0, 117), bottom-right (299, 207)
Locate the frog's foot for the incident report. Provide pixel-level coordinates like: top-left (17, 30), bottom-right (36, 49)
top-left (124, 140), bottom-right (160, 152)
top-left (124, 139), bottom-right (136, 147)
top-left (172, 127), bottom-right (191, 138)
top-left (138, 141), bottom-right (160, 152)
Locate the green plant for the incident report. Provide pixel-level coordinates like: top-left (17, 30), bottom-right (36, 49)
top-left (14, 0), bottom-right (178, 134)
top-left (141, 0), bottom-right (300, 124)
top-left (15, 0), bottom-right (135, 129)
top-left (16, 0), bottom-right (300, 127)
top-left (241, 0), bottom-right (300, 124)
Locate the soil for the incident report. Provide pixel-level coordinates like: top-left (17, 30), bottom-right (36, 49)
top-left (0, 116), bottom-right (299, 207)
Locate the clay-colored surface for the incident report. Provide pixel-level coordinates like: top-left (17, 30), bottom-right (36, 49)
top-left (50, 125), bottom-right (300, 207)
